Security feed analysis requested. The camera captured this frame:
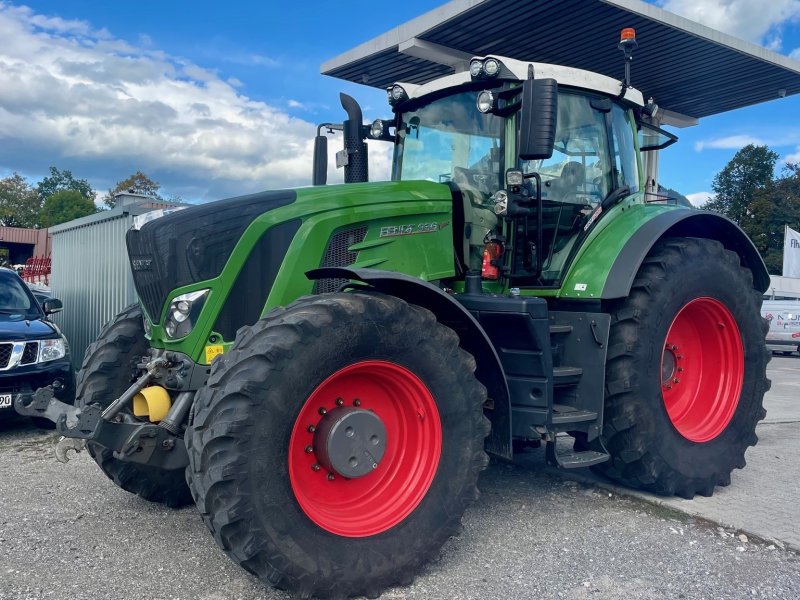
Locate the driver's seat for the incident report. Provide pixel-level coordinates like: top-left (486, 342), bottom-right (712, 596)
top-left (549, 161), bottom-right (585, 203)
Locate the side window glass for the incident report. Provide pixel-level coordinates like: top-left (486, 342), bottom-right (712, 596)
top-left (521, 93), bottom-right (612, 204)
top-left (611, 106), bottom-right (639, 193)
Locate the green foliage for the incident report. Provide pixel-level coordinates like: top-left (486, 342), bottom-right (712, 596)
top-left (747, 164), bottom-right (800, 274)
top-left (103, 171), bottom-right (163, 208)
top-left (705, 145), bottom-right (779, 225)
top-left (657, 185), bottom-right (693, 208)
top-left (35, 166), bottom-right (94, 203)
top-left (39, 190), bottom-right (97, 227)
top-left (0, 173), bottom-right (42, 227)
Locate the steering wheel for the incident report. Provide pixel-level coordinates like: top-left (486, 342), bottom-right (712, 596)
top-left (452, 167), bottom-right (495, 196)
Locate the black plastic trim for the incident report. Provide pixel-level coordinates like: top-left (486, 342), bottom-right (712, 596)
top-left (213, 219), bottom-right (301, 341)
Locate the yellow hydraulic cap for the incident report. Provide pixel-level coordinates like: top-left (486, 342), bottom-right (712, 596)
top-left (132, 386), bottom-right (172, 423)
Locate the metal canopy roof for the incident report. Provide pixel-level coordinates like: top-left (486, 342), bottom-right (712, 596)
top-left (322, 0), bottom-right (800, 124)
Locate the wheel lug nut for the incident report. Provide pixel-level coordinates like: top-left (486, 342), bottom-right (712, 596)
top-left (671, 345), bottom-right (678, 351)
top-left (305, 445), bottom-right (313, 454)
top-left (677, 367), bottom-right (683, 373)
top-left (673, 377), bottom-right (680, 384)
top-left (665, 384), bottom-right (672, 389)
top-left (327, 473), bottom-right (335, 481)
top-left (307, 425), bottom-right (316, 433)
top-left (353, 399), bottom-right (361, 407)
top-left (335, 397), bottom-right (344, 406)
top-left (318, 407), bottom-right (327, 415)
top-left (312, 464), bottom-right (321, 472)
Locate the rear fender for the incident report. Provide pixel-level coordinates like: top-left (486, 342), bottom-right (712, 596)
top-left (562, 206), bottom-right (769, 300)
top-left (601, 210), bottom-right (770, 298)
top-left (306, 267), bottom-right (512, 459)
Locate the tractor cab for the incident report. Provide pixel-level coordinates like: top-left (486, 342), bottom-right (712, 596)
top-left (318, 45), bottom-right (675, 291)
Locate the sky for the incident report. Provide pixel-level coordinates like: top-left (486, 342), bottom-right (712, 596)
top-left (0, 0), bottom-right (799, 207)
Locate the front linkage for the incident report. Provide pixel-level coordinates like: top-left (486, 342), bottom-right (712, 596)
top-left (14, 355), bottom-right (189, 470)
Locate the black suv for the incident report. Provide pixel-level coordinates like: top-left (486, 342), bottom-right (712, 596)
top-left (0, 267), bottom-right (74, 417)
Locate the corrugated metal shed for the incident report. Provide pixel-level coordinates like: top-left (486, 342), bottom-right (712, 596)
top-left (48, 206), bottom-right (152, 369)
top-left (322, 0), bottom-right (800, 121)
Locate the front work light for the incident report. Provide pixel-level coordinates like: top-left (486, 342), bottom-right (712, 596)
top-left (164, 289), bottom-right (210, 340)
top-left (477, 90), bottom-right (495, 113)
top-left (387, 84), bottom-right (408, 106)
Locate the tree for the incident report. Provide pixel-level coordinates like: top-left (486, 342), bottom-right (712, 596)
top-left (103, 171), bottom-right (163, 208)
top-left (0, 173), bottom-right (42, 228)
top-left (747, 163), bottom-right (800, 274)
top-left (705, 145), bottom-right (779, 226)
top-left (658, 185), bottom-right (693, 208)
top-left (35, 166), bottom-right (95, 204)
top-left (39, 190), bottom-right (97, 227)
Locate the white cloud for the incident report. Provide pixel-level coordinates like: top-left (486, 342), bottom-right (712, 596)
top-left (0, 2), bottom-right (379, 201)
top-left (786, 147), bottom-right (800, 163)
top-left (686, 191), bottom-right (712, 207)
top-left (694, 135), bottom-right (765, 151)
top-left (791, 47), bottom-right (800, 59)
top-left (660, 0), bottom-right (800, 48)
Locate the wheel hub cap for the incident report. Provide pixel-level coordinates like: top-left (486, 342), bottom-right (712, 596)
top-left (313, 408), bottom-right (387, 478)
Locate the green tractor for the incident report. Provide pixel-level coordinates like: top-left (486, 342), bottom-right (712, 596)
top-left (18, 29), bottom-right (769, 599)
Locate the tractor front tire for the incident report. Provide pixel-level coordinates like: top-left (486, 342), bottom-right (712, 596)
top-left (596, 237), bottom-right (769, 498)
top-left (76, 304), bottom-right (192, 508)
top-left (186, 293), bottom-right (490, 598)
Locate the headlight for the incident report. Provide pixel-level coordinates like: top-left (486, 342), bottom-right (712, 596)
top-left (469, 59), bottom-right (484, 77)
top-left (387, 84), bottom-right (408, 106)
top-left (476, 90), bottom-right (494, 113)
top-left (39, 338), bottom-right (66, 362)
top-left (483, 58), bottom-right (500, 76)
top-left (164, 289), bottom-right (210, 340)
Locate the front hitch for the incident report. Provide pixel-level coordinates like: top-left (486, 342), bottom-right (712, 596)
top-left (15, 373), bottom-right (189, 471)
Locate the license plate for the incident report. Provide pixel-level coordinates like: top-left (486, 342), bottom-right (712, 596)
top-left (0, 394), bottom-right (11, 409)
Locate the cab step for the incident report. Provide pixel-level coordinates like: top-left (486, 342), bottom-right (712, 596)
top-left (553, 365), bottom-right (582, 386)
top-left (551, 403), bottom-right (597, 425)
top-left (545, 442), bottom-right (610, 469)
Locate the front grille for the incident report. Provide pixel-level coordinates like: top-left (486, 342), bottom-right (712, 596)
top-left (0, 344), bottom-right (11, 368)
top-left (20, 342), bottom-right (38, 365)
top-left (127, 189), bottom-right (296, 322)
top-left (313, 226), bottom-right (368, 294)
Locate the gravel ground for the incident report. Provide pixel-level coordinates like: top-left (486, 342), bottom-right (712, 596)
top-left (1, 418), bottom-right (798, 600)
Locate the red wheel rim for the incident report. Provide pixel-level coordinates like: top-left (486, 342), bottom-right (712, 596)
top-left (661, 297), bottom-right (744, 442)
top-left (288, 360), bottom-right (442, 537)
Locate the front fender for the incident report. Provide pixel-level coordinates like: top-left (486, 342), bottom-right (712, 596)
top-left (307, 267), bottom-right (512, 459)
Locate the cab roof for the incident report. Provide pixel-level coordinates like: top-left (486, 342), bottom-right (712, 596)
top-left (322, 0), bottom-right (800, 126)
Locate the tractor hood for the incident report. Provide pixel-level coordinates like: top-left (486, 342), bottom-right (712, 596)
top-left (126, 189), bottom-right (297, 321)
top-left (126, 181), bottom-right (453, 323)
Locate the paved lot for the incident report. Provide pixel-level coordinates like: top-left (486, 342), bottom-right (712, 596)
top-left (0, 357), bottom-right (798, 599)
top-left (537, 354), bottom-right (800, 552)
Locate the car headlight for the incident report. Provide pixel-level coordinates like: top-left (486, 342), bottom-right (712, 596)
top-left (164, 289), bottom-right (210, 340)
top-left (39, 337), bottom-right (67, 362)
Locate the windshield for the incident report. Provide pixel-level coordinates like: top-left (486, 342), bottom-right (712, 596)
top-left (393, 91), bottom-right (506, 198)
top-left (0, 271), bottom-right (39, 316)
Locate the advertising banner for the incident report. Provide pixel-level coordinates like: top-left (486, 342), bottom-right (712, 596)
top-left (783, 226), bottom-right (800, 278)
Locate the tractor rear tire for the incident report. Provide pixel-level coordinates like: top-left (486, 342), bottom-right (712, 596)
top-left (186, 293), bottom-right (490, 599)
top-left (76, 303), bottom-right (192, 508)
top-left (595, 237), bottom-right (769, 498)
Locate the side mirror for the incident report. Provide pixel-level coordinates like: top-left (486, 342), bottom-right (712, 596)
top-left (312, 134), bottom-right (328, 186)
top-left (43, 298), bottom-right (63, 315)
top-left (518, 78), bottom-right (558, 161)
